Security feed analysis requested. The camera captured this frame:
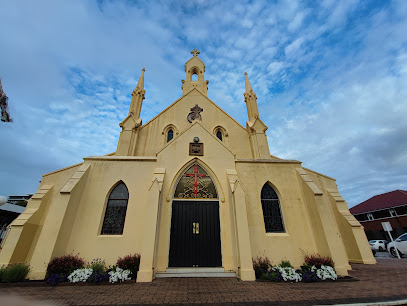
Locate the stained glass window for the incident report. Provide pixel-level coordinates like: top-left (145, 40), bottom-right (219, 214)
top-left (261, 183), bottom-right (284, 233)
top-left (167, 129), bottom-right (174, 142)
top-left (174, 163), bottom-right (218, 199)
top-left (101, 182), bottom-right (129, 235)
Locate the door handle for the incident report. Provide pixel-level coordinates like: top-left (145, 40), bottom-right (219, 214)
top-left (192, 223), bottom-right (199, 234)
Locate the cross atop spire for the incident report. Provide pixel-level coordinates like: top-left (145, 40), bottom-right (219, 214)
top-left (135, 68), bottom-right (145, 91)
top-left (191, 49), bottom-right (200, 57)
top-left (244, 72), bottom-right (253, 93)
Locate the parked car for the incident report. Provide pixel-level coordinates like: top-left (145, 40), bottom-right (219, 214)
top-left (370, 244), bottom-right (376, 256)
top-left (369, 240), bottom-right (387, 251)
top-left (387, 233), bottom-right (407, 258)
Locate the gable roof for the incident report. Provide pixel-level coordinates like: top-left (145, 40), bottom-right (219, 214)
top-left (350, 190), bottom-right (407, 214)
top-left (139, 88), bottom-right (247, 133)
top-left (155, 120), bottom-right (235, 157)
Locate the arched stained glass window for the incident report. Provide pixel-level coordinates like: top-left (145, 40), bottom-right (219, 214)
top-left (261, 183), bottom-right (284, 233)
top-left (174, 163), bottom-right (218, 199)
top-left (167, 129), bottom-right (174, 142)
top-left (101, 182), bottom-right (129, 235)
top-left (216, 130), bottom-right (222, 141)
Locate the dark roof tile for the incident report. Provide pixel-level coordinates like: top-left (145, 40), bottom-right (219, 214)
top-left (350, 190), bottom-right (407, 214)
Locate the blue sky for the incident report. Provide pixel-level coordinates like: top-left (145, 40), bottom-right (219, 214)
top-left (0, 0), bottom-right (406, 207)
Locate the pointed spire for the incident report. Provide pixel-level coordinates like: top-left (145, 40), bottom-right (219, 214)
top-left (244, 72), bottom-right (252, 93)
top-left (136, 68), bottom-right (145, 90)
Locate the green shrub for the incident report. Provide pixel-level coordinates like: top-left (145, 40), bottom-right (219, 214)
top-left (46, 254), bottom-right (85, 277)
top-left (1, 263), bottom-right (30, 283)
top-left (0, 265), bottom-right (6, 282)
top-left (117, 253), bottom-right (140, 280)
top-left (88, 258), bottom-right (106, 273)
top-left (279, 260), bottom-right (293, 268)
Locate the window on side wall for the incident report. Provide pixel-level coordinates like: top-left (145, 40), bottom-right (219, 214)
top-left (101, 182), bottom-right (129, 235)
top-left (167, 129), bottom-right (174, 142)
top-left (260, 183), bottom-right (285, 233)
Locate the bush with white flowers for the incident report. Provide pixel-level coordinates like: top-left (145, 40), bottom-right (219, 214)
top-left (108, 267), bottom-right (131, 284)
top-left (273, 266), bottom-right (302, 282)
top-left (68, 268), bottom-right (93, 283)
top-left (314, 265), bottom-right (337, 280)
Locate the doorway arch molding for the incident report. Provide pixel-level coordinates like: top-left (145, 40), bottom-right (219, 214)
top-left (166, 158), bottom-right (225, 203)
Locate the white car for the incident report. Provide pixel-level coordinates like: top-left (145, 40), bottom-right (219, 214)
top-left (369, 240), bottom-right (387, 251)
top-left (387, 233), bottom-right (407, 257)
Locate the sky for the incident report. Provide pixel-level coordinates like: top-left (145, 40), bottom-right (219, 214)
top-left (0, 0), bottom-right (406, 208)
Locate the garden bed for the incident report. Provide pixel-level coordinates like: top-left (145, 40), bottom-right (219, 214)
top-left (0, 279), bottom-right (136, 288)
top-left (255, 275), bottom-right (358, 283)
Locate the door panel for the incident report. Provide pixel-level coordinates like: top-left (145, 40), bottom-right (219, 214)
top-left (169, 201), bottom-right (195, 267)
top-left (169, 200), bottom-right (221, 267)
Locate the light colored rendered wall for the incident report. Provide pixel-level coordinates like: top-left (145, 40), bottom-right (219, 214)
top-left (63, 159), bottom-right (157, 266)
top-left (154, 122), bottom-right (239, 273)
top-left (0, 164), bottom-right (80, 273)
top-left (306, 169), bottom-right (375, 264)
top-left (235, 161), bottom-right (319, 268)
top-left (302, 168), bottom-right (375, 267)
top-left (135, 89), bottom-right (253, 159)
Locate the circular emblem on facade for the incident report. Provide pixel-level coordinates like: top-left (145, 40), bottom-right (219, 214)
top-left (193, 137), bottom-right (199, 143)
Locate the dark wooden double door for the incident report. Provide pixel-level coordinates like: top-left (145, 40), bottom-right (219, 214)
top-left (169, 200), bottom-right (222, 267)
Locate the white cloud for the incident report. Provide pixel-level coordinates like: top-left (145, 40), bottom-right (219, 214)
top-left (267, 61), bottom-right (285, 75)
top-left (285, 37), bottom-right (305, 56)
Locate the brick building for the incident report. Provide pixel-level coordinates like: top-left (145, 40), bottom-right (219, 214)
top-left (350, 190), bottom-right (407, 240)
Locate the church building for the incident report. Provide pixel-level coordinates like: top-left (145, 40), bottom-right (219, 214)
top-left (0, 50), bottom-right (375, 282)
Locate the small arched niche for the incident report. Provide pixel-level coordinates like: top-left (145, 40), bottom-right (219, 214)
top-left (162, 124), bottom-right (179, 144)
top-left (213, 126), bottom-right (228, 142)
top-left (189, 66), bottom-right (201, 82)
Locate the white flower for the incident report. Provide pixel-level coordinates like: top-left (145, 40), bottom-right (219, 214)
top-left (108, 267), bottom-right (131, 284)
top-left (68, 268), bottom-right (93, 283)
top-left (315, 265), bottom-right (337, 280)
top-left (273, 266), bottom-right (302, 282)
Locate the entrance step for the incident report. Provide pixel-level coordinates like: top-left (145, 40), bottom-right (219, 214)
top-left (155, 267), bottom-right (236, 278)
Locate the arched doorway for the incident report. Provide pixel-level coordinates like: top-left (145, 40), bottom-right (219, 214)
top-left (169, 162), bottom-right (222, 267)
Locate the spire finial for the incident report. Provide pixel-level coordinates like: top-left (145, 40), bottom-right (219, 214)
top-left (191, 49), bottom-right (200, 57)
top-left (245, 72), bottom-right (252, 93)
top-left (136, 68), bottom-right (145, 90)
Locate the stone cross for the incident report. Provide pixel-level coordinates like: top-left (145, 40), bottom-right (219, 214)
top-left (191, 104), bottom-right (203, 118)
top-left (191, 49), bottom-right (200, 57)
top-left (188, 104), bottom-right (203, 122)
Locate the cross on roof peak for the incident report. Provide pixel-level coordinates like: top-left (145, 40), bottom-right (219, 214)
top-left (191, 49), bottom-right (200, 57)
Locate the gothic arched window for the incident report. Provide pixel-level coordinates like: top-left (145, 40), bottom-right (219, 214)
top-left (167, 129), bottom-right (174, 142)
top-left (261, 183), bottom-right (284, 233)
top-left (101, 182), bottom-right (129, 235)
top-left (216, 130), bottom-right (222, 141)
top-left (174, 163), bottom-right (218, 199)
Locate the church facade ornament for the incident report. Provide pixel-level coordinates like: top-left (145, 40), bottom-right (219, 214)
top-left (187, 104), bottom-right (203, 123)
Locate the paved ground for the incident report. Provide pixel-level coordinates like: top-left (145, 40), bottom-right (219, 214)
top-left (0, 257), bottom-right (406, 305)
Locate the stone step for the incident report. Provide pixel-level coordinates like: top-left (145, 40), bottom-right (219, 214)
top-left (155, 267), bottom-right (237, 278)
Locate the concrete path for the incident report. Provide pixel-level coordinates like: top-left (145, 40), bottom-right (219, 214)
top-left (0, 257), bottom-right (406, 305)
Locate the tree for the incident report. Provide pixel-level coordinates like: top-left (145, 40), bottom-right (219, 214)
top-left (0, 78), bottom-right (12, 123)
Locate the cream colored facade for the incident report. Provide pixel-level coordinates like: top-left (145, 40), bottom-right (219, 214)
top-left (0, 50), bottom-right (375, 282)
